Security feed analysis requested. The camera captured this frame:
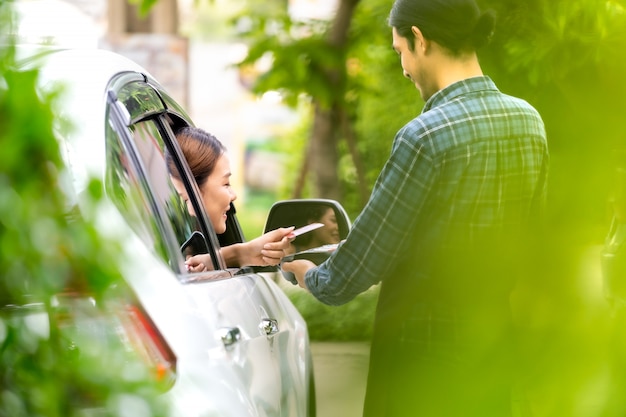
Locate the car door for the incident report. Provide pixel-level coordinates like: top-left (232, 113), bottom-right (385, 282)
top-left (104, 73), bottom-right (299, 416)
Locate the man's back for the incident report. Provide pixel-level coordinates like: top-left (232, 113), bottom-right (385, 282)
top-left (397, 76), bottom-right (547, 250)
top-left (365, 76), bottom-right (548, 417)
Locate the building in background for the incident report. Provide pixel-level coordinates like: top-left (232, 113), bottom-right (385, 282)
top-left (104, 0), bottom-right (188, 108)
top-left (13, 0), bottom-right (188, 109)
top-left (12, 0), bottom-right (307, 202)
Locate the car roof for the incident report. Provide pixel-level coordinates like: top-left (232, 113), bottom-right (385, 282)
top-left (29, 48), bottom-right (156, 200)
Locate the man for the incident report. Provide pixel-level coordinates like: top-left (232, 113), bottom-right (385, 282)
top-left (277, 0), bottom-right (549, 415)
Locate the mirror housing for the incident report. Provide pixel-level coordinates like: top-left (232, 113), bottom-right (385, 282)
top-left (263, 199), bottom-right (351, 284)
top-left (264, 199), bottom-right (351, 240)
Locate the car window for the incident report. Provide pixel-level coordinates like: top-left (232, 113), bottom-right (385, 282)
top-left (105, 121), bottom-right (169, 262)
top-left (116, 79), bottom-right (164, 122)
top-left (105, 116), bottom-right (211, 273)
top-left (132, 121), bottom-right (199, 244)
top-left (158, 89), bottom-right (193, 124)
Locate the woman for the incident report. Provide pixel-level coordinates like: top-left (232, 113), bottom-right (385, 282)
top-left (168, 126), bottom-right (294, 271)
top-left (293, 206), bottom-right (341, 252)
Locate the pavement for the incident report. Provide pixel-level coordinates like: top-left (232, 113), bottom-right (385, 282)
top-left (310, 342), bottom-right (370, 417)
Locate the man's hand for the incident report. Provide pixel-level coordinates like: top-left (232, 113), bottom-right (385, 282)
top-left (281, 259), bottom-right (316, 289)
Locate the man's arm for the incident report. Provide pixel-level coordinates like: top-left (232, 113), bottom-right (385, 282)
top-left (303, 124), bottom-right (438, 305)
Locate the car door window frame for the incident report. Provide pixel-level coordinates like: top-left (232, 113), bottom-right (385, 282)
top-left (105, 76), bottom-right (226, 273)
top-left (156, 117), bottom-right (227, 270)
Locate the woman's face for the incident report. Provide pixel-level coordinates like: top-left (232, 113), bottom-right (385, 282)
top-left (171, 153), bottom-right (237, 234)
top-left (199, 153), bottom-right (237, 234)
top-left (312, 207), bottom-right (340, 246)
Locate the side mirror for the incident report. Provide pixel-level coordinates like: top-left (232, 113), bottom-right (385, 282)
top-left (181, 231), bottom-right (209, 258)
top-left (264, 199), bottom-right (351, 284)
top-left (264, 198), bottom-right (351, 242)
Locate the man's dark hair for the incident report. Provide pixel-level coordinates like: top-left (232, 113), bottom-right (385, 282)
top-left (389, 0), bottom-right (496, 55)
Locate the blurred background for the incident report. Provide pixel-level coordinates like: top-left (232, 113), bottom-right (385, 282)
top-left (11, 0), bottom-right (625, 235)
top-left (7, 0), bottom-right (626, 415)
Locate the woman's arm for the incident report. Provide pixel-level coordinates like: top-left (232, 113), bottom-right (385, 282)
top-left (236, 226), bottom-right (295, 267)
top-left (187, 227), bottom-right (296, 270)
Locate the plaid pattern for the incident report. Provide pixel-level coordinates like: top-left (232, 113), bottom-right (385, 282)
top-left (305, 76), bottom-right (548, 306)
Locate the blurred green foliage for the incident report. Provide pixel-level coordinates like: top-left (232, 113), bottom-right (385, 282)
top-left (478, 0), bottom-right (626, 238)
top-left (0, 3), bottom-right (168, 416)
top-left (475, 2), bottom-right (626, 413)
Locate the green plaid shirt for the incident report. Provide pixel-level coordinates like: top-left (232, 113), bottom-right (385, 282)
top-left (305, 76), bottom-right (548, 305)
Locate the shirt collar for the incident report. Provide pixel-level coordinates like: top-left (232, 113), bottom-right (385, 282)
top-left (422, 75), bottom-right (499, 113)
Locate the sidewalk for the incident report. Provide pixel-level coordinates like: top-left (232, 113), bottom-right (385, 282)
top-left (311, 341), bottom-right (370, 417)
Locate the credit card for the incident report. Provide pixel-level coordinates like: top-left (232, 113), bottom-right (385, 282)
top-left (290, 222), bottom-right (324, 237)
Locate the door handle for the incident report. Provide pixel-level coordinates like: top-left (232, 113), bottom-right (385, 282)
top-left (259, 318), bottom-right (279, 336)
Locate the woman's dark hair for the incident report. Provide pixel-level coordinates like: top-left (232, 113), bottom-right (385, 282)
top-left (388, 0), bottom-right (495, 55)
top-left (167, 126), bottom-right (226, 187)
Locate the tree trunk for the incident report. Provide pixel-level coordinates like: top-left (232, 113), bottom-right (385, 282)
top-left (292, 141), bottom-right (311, 199)
top-left (309, 0), bottom-right (361, 200)
top-left (341, 108), bottom-right (369, 206)
top-left (310, 103), bottom-right (341, 200)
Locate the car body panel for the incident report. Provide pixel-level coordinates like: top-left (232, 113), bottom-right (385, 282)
top-left (25, 47), bottom-right (313, 416)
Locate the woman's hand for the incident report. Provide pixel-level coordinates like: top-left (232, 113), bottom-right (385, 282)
top-left (241, 226), bottom-right (296, 266)
top-left (185, 253), bottom-right (212, 272)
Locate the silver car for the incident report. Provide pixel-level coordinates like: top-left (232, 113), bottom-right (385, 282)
top-left (24, 47), bottom-right (317, 416)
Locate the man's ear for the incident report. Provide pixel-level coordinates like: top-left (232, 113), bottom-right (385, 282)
top-left (411, 25), bottom-right (429, 53)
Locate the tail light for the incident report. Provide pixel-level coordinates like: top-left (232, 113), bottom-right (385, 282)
top-left (53, 288), bottom-right (177, 390)
top-left (120, 302), bottom-right (177, 387)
